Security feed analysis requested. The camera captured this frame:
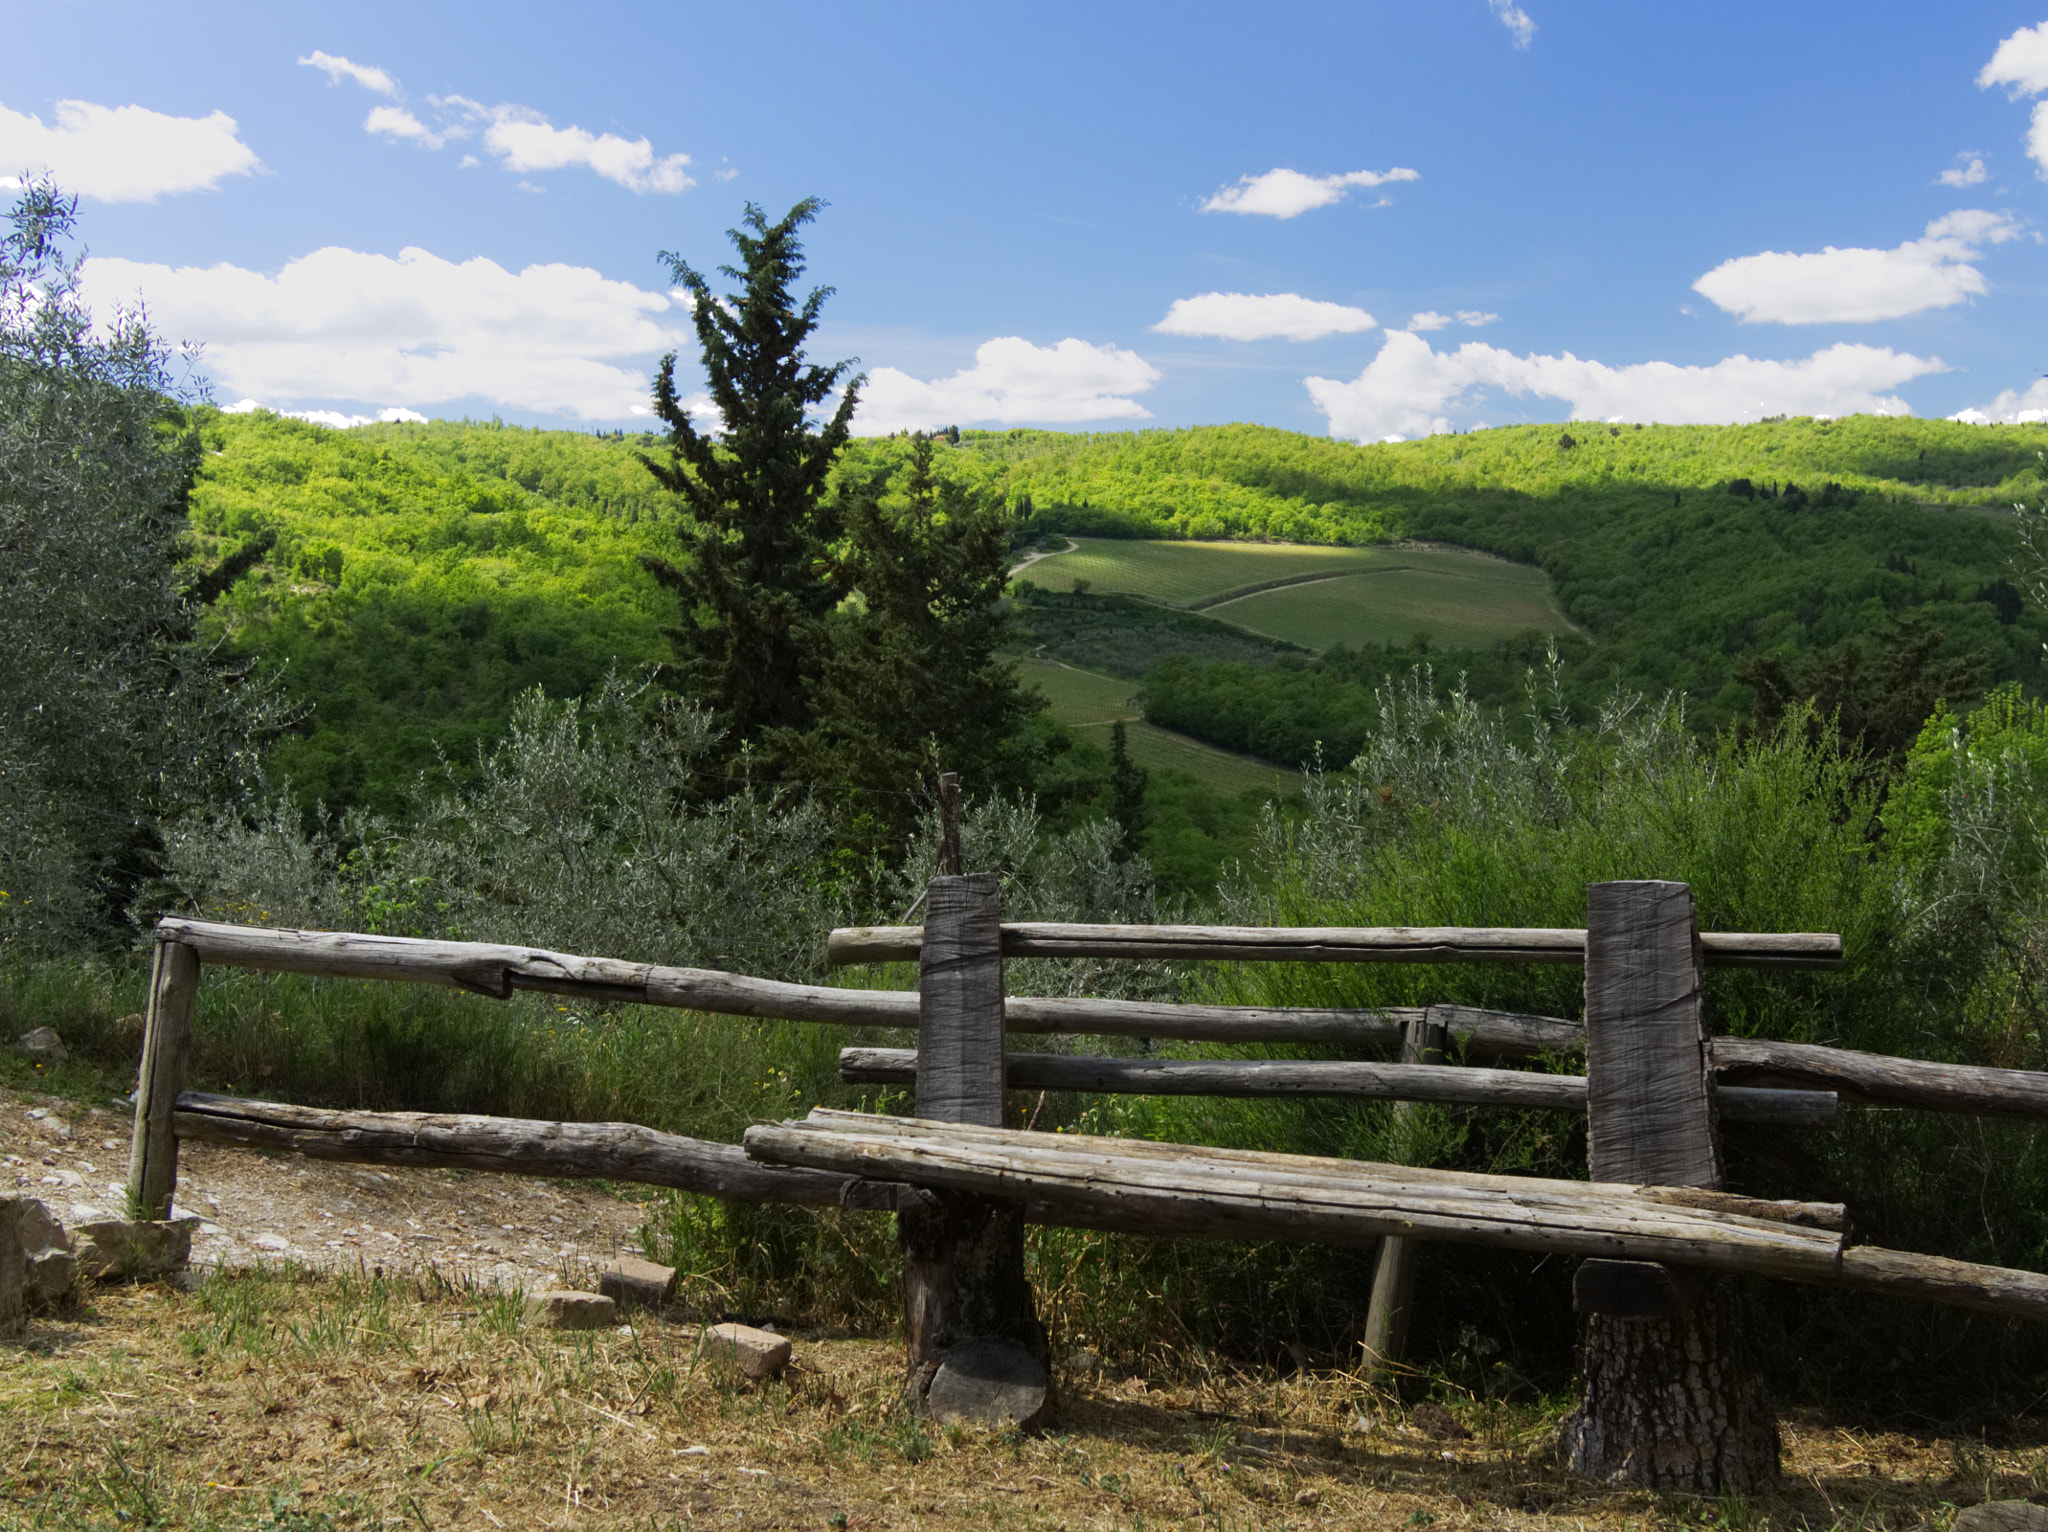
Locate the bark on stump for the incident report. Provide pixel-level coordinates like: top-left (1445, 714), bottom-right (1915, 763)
top-left (1560, 880), bottom-right (1777, 1493)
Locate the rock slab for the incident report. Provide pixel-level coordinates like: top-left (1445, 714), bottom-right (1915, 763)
top-left (15, 1027), bottom-right (66, 1064)
top-left (19, 1199), bottom-right (75, 1306)
top-left (598, 1256), bottom-right (677, 1311)
top-left (75, 1219), bottom-right (192, 1282)
top-left (924, 1338), bottom-right (1051, 1430)
top-left (1955, 1504), bottom-right (2048, 1532)
top-left (526, 1290), bottom-right (615, 1330)
top-left (700, 1322), bottom-right (792, 1379)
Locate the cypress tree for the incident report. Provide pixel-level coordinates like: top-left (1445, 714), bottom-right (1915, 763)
top-left (1108, 719), bottom-right (1149, 863)
top-left (639, 200), bottom-right (862, 758)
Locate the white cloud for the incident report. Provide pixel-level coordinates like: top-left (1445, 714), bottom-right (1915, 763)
top-left (1979, 24), bottom-right (2048, 173)
top-left (225, 400), bottom-right (429, 430)
top-left (351, 91), bottom-right (695, 193)
top-left (1408, 309), bottom-right (1498, 331)
top-left (479, 108), bottom-right (693, 194)
top-left (1938, 155), bottom-right (1988, 187)
top-left (1692, 209), bottom-right (2024, 324)
top-left (1154, 291), bottom-right (1376, 342)
top-left (297, 51), bottom-right (398, 98)
top-left (1201, 165), bottom-right (1419, 218)
top-left (1950, 377), bottom-right (2048, 426)
top-left (1487, 0), bottom-right (1536, 49)
top-left (1980, 22), bottom-right (2048, 96)
top-left (1304, 329), bottom-right (1944, 441)
top-left (856, 337), bottom-right (1160, 434)
top-left (0, 99), bottom-right (260, 203)
top-left (83, 246), bottom-right (691, 420)
top-left (364, 105), bottom-right (450, 149)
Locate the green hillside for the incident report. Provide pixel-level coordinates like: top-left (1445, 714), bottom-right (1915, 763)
top-left (190, 409), bottom-right (2048, 818)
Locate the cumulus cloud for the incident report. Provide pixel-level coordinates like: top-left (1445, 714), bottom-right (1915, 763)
top-left (297, 51), bottom-right (398, 97)
top-left (1487, 0), bottom-right (1536, 49)
top-left (1154, 292), bottom-right (1376, 342)
top-left (1950, 378), bottom-right (2048, 426)
top-left (0, 99), bottom-right (260, 202)
top-left (1980, 22), bottom-right (2048, 95)
top-left (223, 400), bottom-right (428, 430)
top-left (1979, 23), bottom-right (2048, 173)
top-left (1201, 165), bottom-right (1419, 218)
top-left (1939, 155), bottom-right (1988, 187)
top-left (1304, 329), bottom-right (1944, 441)
top-left (82, 246), bottom-right (691, 420)
top-left (856, 337), bottom-right (1160, 435)
top-left (357, 91), bottom-right (693, 193)
top-left (1407, 309), bottom-right (1498, 332)
top-left (1692, 209), bottom-right (2024, 324)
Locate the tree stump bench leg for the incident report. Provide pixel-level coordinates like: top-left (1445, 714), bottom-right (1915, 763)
top-left (1559, 880), bottom-right (1777, 1492)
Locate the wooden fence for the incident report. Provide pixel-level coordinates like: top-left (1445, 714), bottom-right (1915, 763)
top-left (125, 882), bottom-right (2048, 1492)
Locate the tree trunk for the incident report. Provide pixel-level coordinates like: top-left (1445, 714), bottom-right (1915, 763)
top-left (1559, 1282), bottom-right (1778, 1492)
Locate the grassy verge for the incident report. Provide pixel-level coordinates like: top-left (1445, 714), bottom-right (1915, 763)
top-left (6, 1265), bottom-right (2041, 1531)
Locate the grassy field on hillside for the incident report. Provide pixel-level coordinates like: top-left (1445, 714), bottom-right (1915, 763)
top-left (1021, 538), bottom-right (1572, 653)
top-left (1018, 657), bottom-right (1299, 795)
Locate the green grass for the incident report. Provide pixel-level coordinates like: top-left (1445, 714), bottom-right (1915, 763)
top-left (1019, 539), bottom-right (1572, 654)
top-left (1022, 538), bottom-right (1394, 606)
top-left (1018, 657), bottom-right (1300, 796)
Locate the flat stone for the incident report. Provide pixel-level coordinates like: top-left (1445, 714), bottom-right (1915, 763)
top-left (15, 1028), bottom-right (66, 1065)
top-left (924, 1339), bottom-right (1050, 1430)
top-left (75, 1219), bottom-right (192, 1282)
top-left (526, 1290), bottom-right (615, 1330)
top-left (27, 1248), bottom-right (76, 1305)
top-left (1955, 1504), bottom-right (2048, 1532)
top-left (599, 1256), bottom-right (678, 1312)
top-left (19, 1199), bottom-right (67, 1256)
top-left (700, 1322), bottom-right (792, 1379)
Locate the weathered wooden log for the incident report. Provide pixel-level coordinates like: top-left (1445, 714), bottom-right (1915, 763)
top-left (838, 1047), bottom-right (1838, 1127)
top-left (1711, 1037), bottom-right (2048, 1120)
top-left (171, 1092), bottom-right (856, 1204)
top-left (1006, 997), bottom-right (1422, 1046)
top-left (797, 1109), bottom-right (1847, 1229)
top-left (1429, 1004), bottom-right (1586, 1058)
top-left (828, 923), bottom-right (1843, 970)
top-left (753, 1112), bottom-right (2048, 1323)
top-left (1563, 880), bottom-right (1776, 1496)
top-left (128, 940), bottom-right (200, 1220)
top-left (744, 1114), bottom-right (1849, 1278)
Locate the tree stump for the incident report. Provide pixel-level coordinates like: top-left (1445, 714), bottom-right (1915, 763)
top-left (900, 872), bottom-right (1048, 1419)
top-left (1559, 880), bottom-right (1777, 1492)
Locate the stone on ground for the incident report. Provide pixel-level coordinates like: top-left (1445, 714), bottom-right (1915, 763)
top-left (18, 1199), bottom-right (76, 1306)
top-left (75, 1219), bottom-right (193, 1282)
top-left (598, 1255), bottom-right (677, 1312)
top-left (526, 1290), bottom-right (615, 1330)
top-left (15, 1027), bottom-right (67, 1064)
top-left (924, 1338), bottom-right (1051, 1430)
top-left (1954, 1505), bottom-right (2048, 1532)
top-left (700, 1322), bottom-right (792, 1379)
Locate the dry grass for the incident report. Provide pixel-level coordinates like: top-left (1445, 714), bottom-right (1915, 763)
top-left (5, 1266), bottom-right (2046, 1531)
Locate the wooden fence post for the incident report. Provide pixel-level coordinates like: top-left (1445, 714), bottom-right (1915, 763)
top-left (1360, 1012), bottom-right (1448, 1383)
top-left (898, 870), bottom-right (1049, 1425)
top-left (127, 938), bottom-right (201, 1221)
top-left (1559, 881), bottom-right (1776, 1492)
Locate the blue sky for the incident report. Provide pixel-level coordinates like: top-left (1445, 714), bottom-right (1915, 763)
top-left (7, 2), bottom-right (2048, 439)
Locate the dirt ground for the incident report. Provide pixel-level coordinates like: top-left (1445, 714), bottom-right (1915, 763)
top-left (9, 1081), bottom-right (2048, 1529)
top-left (2, 1084), bottom-right (651, 1292)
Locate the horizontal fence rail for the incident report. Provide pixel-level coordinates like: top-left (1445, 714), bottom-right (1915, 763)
top-left (838, 1048), bottom-right (1839, 1127)
top-left (827, 923), bottom-right (1846, 969)
top-left (745, 1110), bottom-right (2048, 1325)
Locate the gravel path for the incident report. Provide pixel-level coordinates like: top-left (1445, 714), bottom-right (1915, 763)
top-left (2, 1085), bottom-right (652, 1292)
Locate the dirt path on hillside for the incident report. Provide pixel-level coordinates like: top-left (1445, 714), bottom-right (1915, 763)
top-left (1, 1086), bottom-right (650, 1292)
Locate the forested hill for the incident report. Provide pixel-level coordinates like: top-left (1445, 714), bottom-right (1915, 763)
top-left (191, 409), bottom-right (2048, 812)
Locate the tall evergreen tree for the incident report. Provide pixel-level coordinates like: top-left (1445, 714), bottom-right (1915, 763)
top-left (640, 200), bottom-right (861, 757)
top-left (1107, 720), bottom-right (1149, 863)
top-left (783, 431), bottom-right (1033, 845)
